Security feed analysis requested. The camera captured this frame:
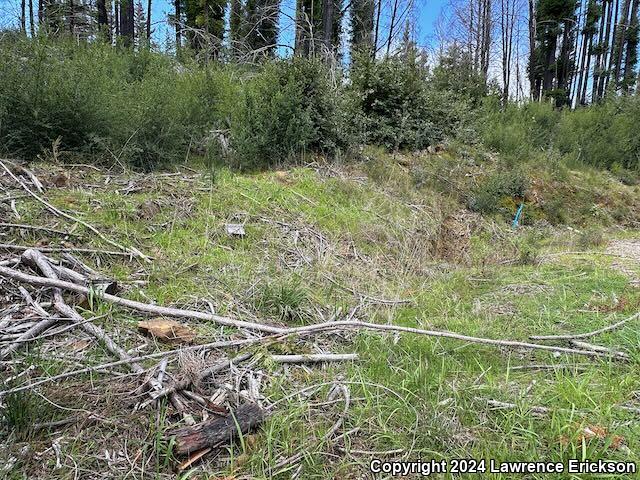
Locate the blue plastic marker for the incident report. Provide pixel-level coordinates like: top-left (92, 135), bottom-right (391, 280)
top-left (512, 203), bottom-right (524, 229)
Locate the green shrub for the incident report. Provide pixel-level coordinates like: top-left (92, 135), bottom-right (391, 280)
top-left (480, 97), bottom-right (640, 171)
top-left (479, 100), bottom-right (559, 161)
top-left (576, 228), bottom-right (605, 249)
top-left (348, 54), bottom-right (469, 151)
top-left (0, 37), bottom-right (232, 169)
top-left (230, 58), bottom-right (347, 169)
top-left (254, 277), bottom-right (310, 324)
top-left (470, 168), bottom-right (529, 214)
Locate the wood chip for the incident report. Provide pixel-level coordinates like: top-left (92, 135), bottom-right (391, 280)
top-left (138, 318), bottom-right (197, 344)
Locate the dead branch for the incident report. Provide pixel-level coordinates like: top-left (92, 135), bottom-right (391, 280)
top-left (170, 402), bottom-right (265, 455)
top-left (21, 249), bottom-right (146, 375)
top-left (568, 340), bottom-right (629, 359)
top-left (0, 222), bottom-right (77, 237)
top-left (140, 352), bottom-right (255, 407)
top-left (0, 264), bottom-right (285, 334)
top-left (0, 264), bottom-right (629, 361)
top-left (0, 243), bottom-right (136, 257)
top-left (270, 353), bottom-right (359, 363)
top-left (0, 286), bottom-right (60, 358)
top-left (0, 337), bottom-right (266, 398)
top-left (530, 312), bottom-right (640, 341)
top-left (0, 160), bottom-right (148, 260)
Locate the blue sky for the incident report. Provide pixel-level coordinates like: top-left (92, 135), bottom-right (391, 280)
top-left (1, 0), bottom-right (447, 51)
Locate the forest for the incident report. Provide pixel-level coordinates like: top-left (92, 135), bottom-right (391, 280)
top-left (1, 0), bottom-right (640, 478)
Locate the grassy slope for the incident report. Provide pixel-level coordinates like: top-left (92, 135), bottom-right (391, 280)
top-left (2, 149), bottom-right (640, 479)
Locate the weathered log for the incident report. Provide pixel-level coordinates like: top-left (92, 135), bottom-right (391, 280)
top-left (171, 402), bottom-right (264, 455)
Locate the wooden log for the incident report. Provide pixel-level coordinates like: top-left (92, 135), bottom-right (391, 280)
top-left (171, 402), bottom-right (265, 455)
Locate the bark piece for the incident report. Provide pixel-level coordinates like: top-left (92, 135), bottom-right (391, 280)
top-left (171, 402), bottom-right (264, 455)
top-left (138, 318), bottom-right (197, 344)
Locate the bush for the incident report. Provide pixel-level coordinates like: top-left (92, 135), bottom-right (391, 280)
top-left (348, 54), bottom-right (469, 151)
top-left (479, 96), bottom-right (640, 171)
top-left (0, 37), bottom-right (232, 169)
top-left (479, 100), bottom-right (559, 161)
top-left (230, 58), bottom-right (347, 169)
top-left (470, 168), bottom-right (529, 214)
top-left (254, 277), bottom-right (310, 324)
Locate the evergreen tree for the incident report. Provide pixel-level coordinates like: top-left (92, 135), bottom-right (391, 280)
top-left (184, 0), bottom-right (227, 56)
top-left (295, 0), bottom-right (341, 56)
top-left (531, 0), bottom-right (578, 105)
top-left (350, 0), bottom-right (375, 54)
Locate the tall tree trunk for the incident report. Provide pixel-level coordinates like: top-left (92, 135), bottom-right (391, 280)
top-left (602, 0), bottom-right (621, 93)
top-left (621, 0), bottom-right (639, 91)
top-left (120, 0), bottom-right (135, 45)
top-left (480, 0), bottom-right (491, 79)
top-left (29, 0), bottom-right (35, 35)
top-left (69, 0), bottom-right (74, 34)
top-left (580, 35), bottom-right (593, 102)
top-left (114, 0), bottom-right (120, 36)
top-left (542, 26), bottom-right (558, 93)
top-left (229, 0), bottom-right (241, 45)
top-left (146, 0), bottom-right (152, 40)
top-left (372, 0), bottom-right (381, 57)
top-left (174, 0), bottom-right (181, 51)
top-left (97, 0), bottom-right (109, 37)
top-left (21, 0), bottom-right (27, 33)
top-left (351, 0), bottom-right (375, 53)
top-left (38, 0), bottom-right (43, 27)
top-left (528, 0), bottom-right (537, 98)
top-left (322, 0), bottom-right (334, 51)
top-left (385, 0), bottom-right (399, 56)
top-left (575, 1), bottom-right (589, 104)
top-left (612, 0), bottom-right (632, 88)
top-left (500, 0), bottom-right (514, 103)
top-left (591, 0), bottom-right (608, 101)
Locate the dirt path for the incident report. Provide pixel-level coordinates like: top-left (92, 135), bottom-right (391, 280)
top-left (606, 239), bottom-right (640, 287)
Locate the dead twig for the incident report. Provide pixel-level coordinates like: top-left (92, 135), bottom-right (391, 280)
top-left (530, 312), bottom-right (640, 341)
top-left (0, 337), bottom-right (268, 398)
top-left (0, 252), bottom-right (634, 366)
top-left (0, 243), bottom-right (138, 257)
top-left (270, 353), bottom-right (359, 363)
top-left (0, 222), bottom-right (77, 237)
top-left (568, 340), bottom-right (629, 359)
top-left (0, 160), bottom-right (149, 260)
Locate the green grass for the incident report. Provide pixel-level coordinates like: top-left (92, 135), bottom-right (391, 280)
top-left (2, 152), bottom-right (640, 479)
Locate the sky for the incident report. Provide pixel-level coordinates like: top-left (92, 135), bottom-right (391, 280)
top-left (0, 0), bottom-right (448, 53)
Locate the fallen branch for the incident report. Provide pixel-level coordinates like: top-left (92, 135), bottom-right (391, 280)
top-left (0, 222), bottom-right (77, 237)
top-left (530, 312), bottom-right (640, 341)
top-left (483, 398), bottom-right (555, 415)
top-left (0, 264), bottom-right (284, 334)
top-left (22, 249), bottom-right (146, 375)
top-left (0, 264), bottom-right (628, 360)
top-left (140, 352), bottom-right (255, 408)
top-left (0, 337), bottom-right (265, 398)
top-left (170, 402), bottom-right (265, 455)
top-left (568, 340), bottom-right (629, 359)
top-left (0, 243), bottom-right (136, 257)
top-left (0, 160), bottom-right (148, 260)
top-left (1, 287), bottom-right (59, 358)
top-left (270, 353), bottom-right (359, 363)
